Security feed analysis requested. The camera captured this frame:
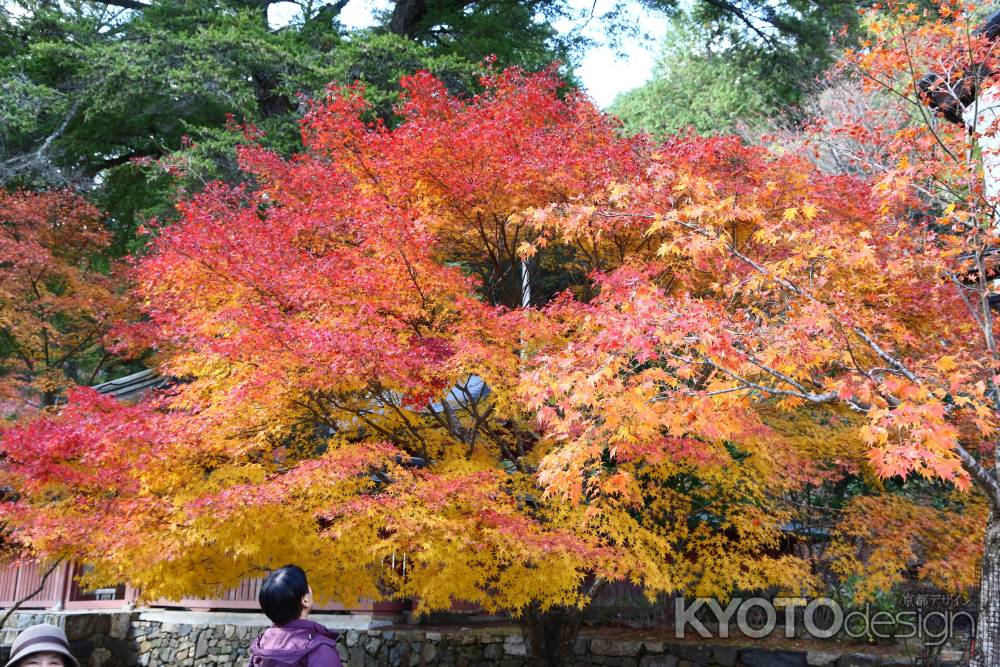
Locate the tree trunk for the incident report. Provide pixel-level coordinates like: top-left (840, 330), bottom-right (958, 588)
top-left (250, 68), bottom-right (294, 119)
top-left (519, 604), bottom-right (582, 667)
top-left (388, 0), bottom-right (427, 37)
top-left (972, 511), bottom-right (1000, 667)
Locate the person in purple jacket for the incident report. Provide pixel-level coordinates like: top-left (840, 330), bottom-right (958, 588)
top-left (247, 565), bottom-right (343, 667)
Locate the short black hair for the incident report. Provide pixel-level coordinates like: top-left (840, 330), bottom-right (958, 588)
top-left (259, 564), bottom-right (309, 625)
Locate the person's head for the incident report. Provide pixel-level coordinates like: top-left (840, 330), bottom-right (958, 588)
top-left (5, 624), bottom-right (79, 667)
top-left (259, 564), bottom-right (313, 625)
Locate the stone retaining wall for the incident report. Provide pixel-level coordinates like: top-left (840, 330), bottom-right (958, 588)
top-left (0, 611), bottom-right (969, 666)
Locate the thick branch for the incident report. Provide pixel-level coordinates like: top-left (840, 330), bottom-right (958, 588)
top-left (87, 147), bottom-right (163, 175)
top-left (698, 0), bottom-right (778, 47)
top-left (96, 1), bottom-right (150, 11)
top-left (955, 443), bottom-right (1000, 508)
top-left (2, 98), bottom-right (82, 185)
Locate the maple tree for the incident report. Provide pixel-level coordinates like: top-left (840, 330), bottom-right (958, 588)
top-left (0, 71), bottom-right (828, 654)
top-left (525, 1), bottom-right (1000, 660)
top-left (0, 189), bottom-right (131, 415)
top-left (0, 43), bottom-right (995, 664)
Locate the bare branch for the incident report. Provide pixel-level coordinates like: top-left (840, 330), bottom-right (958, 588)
top-left (95, 0), bottom-right (150, 10)
top-left (0, 559), bottom-right (63, 629)
top-left (852, 327), bottom-right (920, 384)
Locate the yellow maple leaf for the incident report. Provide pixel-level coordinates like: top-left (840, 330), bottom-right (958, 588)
top-left (935, 356), bottom-right (958, 372)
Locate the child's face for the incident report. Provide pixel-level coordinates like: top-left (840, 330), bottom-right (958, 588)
top-left (18, 652), bottom-right (65, 667)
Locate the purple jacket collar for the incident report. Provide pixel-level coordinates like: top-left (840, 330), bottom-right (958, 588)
top-left (248, 619), bottom-right (339, 667)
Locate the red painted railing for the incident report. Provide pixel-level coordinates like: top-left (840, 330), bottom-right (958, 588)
top-left (0, 560), bottom-right (401, 613)
top-left (0, 561), bottom-right (71, 609)
top-left (63, 563), bottom-right (139, 610)
top-left (154, 576), bottom-right (401, 613)
top-left (0, 559), bottom-right (648, 615)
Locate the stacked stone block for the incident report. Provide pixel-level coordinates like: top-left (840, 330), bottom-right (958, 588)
top-left (0, 611), bottom-right (969, 666)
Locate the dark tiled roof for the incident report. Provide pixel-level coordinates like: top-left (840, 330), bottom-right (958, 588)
top-left (92, 368), bottom-right (168, 402)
